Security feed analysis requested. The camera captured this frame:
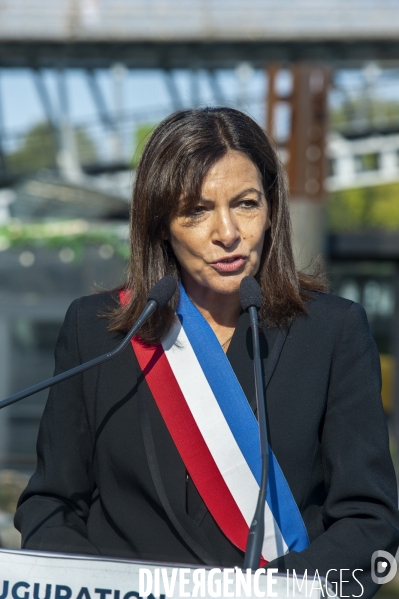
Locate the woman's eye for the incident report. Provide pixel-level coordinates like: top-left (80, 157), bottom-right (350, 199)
top-left (239, 199), bottom-right (258, 209)
top-left (191, 205), bottom-right (207, 216)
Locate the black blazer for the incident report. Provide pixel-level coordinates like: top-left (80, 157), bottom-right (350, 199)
top-left (15, 290), bottom-right (399, 598)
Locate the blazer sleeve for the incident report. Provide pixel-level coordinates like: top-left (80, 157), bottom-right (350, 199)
top-left (14, 299), bottom-right (100, 555)
top-left (266, 302), bottom-right (399, 598)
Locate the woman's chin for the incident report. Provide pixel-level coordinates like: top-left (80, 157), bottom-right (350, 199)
top-left (201, 276), bottom-right (245, 296)
top-left (182, 268), bottom-right (255, 298)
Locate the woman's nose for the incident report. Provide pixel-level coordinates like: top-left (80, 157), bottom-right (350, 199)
top-left (212, 210), bottom-right (239, 247)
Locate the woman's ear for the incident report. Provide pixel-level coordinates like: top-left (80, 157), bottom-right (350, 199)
top-left (161, 227), bottom-right (169, 241)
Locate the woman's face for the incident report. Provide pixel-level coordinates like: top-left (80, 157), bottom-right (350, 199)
top-left (166, 150), bottom-right (271, 300)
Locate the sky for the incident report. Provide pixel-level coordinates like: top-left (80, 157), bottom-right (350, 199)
top-left (0, 67), bottom-right (267, 158)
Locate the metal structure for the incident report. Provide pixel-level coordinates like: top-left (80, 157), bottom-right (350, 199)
top-left (0, 0), bottom-right (398, 185)
top-left (266, 63), bottom-right (330, 269)
top-left (1, 0), bottom-right (399, 67)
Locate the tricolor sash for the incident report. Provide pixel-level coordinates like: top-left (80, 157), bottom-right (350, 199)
top-left (121, 287), bottom-right (309, 564)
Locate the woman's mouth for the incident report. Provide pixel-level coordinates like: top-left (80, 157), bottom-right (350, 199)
top-left (210, 255), bottom-right (247, 273)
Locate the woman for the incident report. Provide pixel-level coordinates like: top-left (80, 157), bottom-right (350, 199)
top-left (15, 107), bottom-right (399, 597)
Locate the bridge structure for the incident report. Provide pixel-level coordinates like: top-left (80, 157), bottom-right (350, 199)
top-left (0, 0), bottom-right (398, 185)
top-left (1, 0), bottom-right (399, 68)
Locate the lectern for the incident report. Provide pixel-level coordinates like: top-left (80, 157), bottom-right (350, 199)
top-left (0, 548), bottom-right (332, 599)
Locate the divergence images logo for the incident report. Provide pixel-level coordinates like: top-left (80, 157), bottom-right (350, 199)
top-left (371, 550), bottom-right (397, 584)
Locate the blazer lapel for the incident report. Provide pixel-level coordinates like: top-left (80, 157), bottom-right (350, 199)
top-left (227, 311), bottom-right (289, 415)
top-left (137, 368), bottom-right (221, 564)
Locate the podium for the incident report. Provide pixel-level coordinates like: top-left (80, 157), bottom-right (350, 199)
top-left (0, 549), bottom-right (332, 598)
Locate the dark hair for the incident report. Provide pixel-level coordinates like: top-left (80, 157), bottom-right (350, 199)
top-left (109, 107), bottom-right (327, 342)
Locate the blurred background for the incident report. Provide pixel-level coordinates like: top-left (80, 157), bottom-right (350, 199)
top-left (0, 0), bottom-right (399, 590)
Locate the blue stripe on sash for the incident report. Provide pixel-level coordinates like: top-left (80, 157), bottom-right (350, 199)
top-left (177, 285), bottom-right (309, 552)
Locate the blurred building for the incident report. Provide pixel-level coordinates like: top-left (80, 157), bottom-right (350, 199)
top-left (0, 179), bottom-right (128, 472)
top-left (327, 129), bottom-right (399, 192)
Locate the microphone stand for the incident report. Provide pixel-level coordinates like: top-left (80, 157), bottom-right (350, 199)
top-left (0, 299), bottom-right (159, 411)
top-left (243, 304), bottom-right (269, 571)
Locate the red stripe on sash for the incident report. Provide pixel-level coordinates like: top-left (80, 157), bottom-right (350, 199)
top-left (120, 291), bottom-right (266, 563)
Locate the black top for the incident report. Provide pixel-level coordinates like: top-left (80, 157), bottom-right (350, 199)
top-left (15, 290), bottom-right (399, 598)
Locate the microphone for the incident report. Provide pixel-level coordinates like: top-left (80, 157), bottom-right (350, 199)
top-left (0, 276), bottom-right (177, 411)
top-left (239, 276), bottom-right (262, 313)
top-left (240, 276), bottom-right (268, 571)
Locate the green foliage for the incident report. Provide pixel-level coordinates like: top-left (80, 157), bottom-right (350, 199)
top-left (0, 219), bottom-right (129, 260)
top-left (7, 123), bottom-right (57, 172)
top-left (328, 182), bottom-right (399, 232)
top-left (131, 123), bottom-right (158, 168)
top-left (75, 128), bottom-right (97, 165)
top-left (331, 98), bottom-right (399, 132)
top-left (6, 122), bottom-right (97, 173)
